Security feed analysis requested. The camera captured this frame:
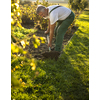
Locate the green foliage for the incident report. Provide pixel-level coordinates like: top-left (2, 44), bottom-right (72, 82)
top-left (11, 73), bottom-right (20, 87)
top-left (68, 0), bottom-right (89, 11)
top-left (12, 26), bottom-right (37, 39)
top-left (11, 1), bottom-right (62, 99)
top-left (11, 54), bottom-right (63, 99)
top-left (11, 43), bottom-right (27, 54)
top-left (11, 0), bottom-right (46, 49)
top-left (11, 0), bottom-right (22, 26)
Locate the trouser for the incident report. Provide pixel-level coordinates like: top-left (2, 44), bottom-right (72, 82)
top-left (54, 11), bottom-right (75, 52)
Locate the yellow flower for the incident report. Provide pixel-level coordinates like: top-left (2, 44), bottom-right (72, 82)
top-left (15, 66), bottom-right (18, 69)
top-left (11, 70), bottom-right (13, 73)
top-left (22, 82), bottom-right (25, 87)
top-left (41, 40), bottom-right (45, 44)
top-left (13, 54), bottom-right (16, 57)
top-left (15, 3), bottom-right (19, 9)
top-left (31, 65), bottom-right (36, 71)
top-left (18, 23), bottom-right (22, 28)
top-left (33, 35), bottom-right (36, 38)
top-left (22, 27), bottom-right (24, 29)
top-left (13, 9), bottom-right (16, 12)
top-left (11, 13), bottom-right (14, 17)
top-left (17, 0), bottom-right (20, 3)
top-left (19, 78), bottom-right (22, 82)
top-left (22, 82), bottom-right (25, 85)
top-left (30, 59), bottom-right (36, 70)
top-left (23, 51), bottom-right (27, 54)
top-left (17, 12), bottom-right (20, 17)
top-left (11, 18), bottom-right (14, 25)
top-left (26, 41), bottom-right (29, 45)
top-left (13, 68), bottom-right (15, 71)
top-left (33, 43), bottom-right (38, 48)
top-left (20, 64), bottom-right (23, 67)
top-left (35, 39), bottom-right (40, 43)
top-left (30, 62), bottom-right (34, 66)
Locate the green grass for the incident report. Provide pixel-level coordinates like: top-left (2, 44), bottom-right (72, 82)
top-left (36, 11), bottom-right (89, 100)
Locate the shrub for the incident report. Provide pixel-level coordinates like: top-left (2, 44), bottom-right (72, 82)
top-left (68, 0), bottom-right (89, 11)
top-left (20, 0), bottom-right (50, 30)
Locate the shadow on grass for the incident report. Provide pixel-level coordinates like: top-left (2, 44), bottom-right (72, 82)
top-left (36, 50), bottom-right (89, 100)
top-left (78, 17), bottom-right (89, 22)
top-left (78, 11), bottom-right (89, 22)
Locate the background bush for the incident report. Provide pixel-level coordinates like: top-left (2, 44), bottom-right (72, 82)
top-left (20, 0), bottom-right (50, 30)
top-left (68, 0), bottom-right (89, 11)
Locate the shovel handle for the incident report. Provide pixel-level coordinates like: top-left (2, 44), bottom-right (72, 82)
top-left (49, 47), bottom-right (51, 51)
top-left (47, 35), bottom-right (49, 43)
top-left (47, 34), bottom-right (51, 52)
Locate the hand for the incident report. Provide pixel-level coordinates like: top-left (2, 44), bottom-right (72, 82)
top-left (48, 42), bottom-right (52, 47)
top-left (44, 30), bottom-right (49, 34)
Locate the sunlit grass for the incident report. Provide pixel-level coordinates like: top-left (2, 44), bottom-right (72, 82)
top-left (60, 10), bottom-right (89, 99)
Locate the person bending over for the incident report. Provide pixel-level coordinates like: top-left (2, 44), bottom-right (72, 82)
top-left (36, 5), bottom-right (75, 52)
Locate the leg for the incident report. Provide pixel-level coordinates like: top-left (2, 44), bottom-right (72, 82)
top-left (55, 11), bottom-right (75, 52)
top-left (54, 22), bottom-right (62, 37)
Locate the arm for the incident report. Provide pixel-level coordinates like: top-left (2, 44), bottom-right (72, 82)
top-left (45, 19), bottom-right (50, 34)
top-left (48, 22), bottom-right (56, 47)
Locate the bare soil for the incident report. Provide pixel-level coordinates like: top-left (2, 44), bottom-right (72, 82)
top-left (24, 25), bottom-right (78, 60)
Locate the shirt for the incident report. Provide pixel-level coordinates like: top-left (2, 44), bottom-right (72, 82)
top-left (47, 5), bottom-right (71, 25)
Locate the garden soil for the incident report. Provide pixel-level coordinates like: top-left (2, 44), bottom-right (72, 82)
top-left (24, 25), bottom-right (78, 60)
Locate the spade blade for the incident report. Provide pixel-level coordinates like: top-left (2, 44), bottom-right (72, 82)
top-left (42, 51), bottom-right (60, 60)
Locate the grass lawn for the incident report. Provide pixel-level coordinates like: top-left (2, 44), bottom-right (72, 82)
top-left (36, 10), bottom-right (89, 100)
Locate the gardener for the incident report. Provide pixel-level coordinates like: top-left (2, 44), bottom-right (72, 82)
top-left (36, 5), bottom-right (75, 52)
